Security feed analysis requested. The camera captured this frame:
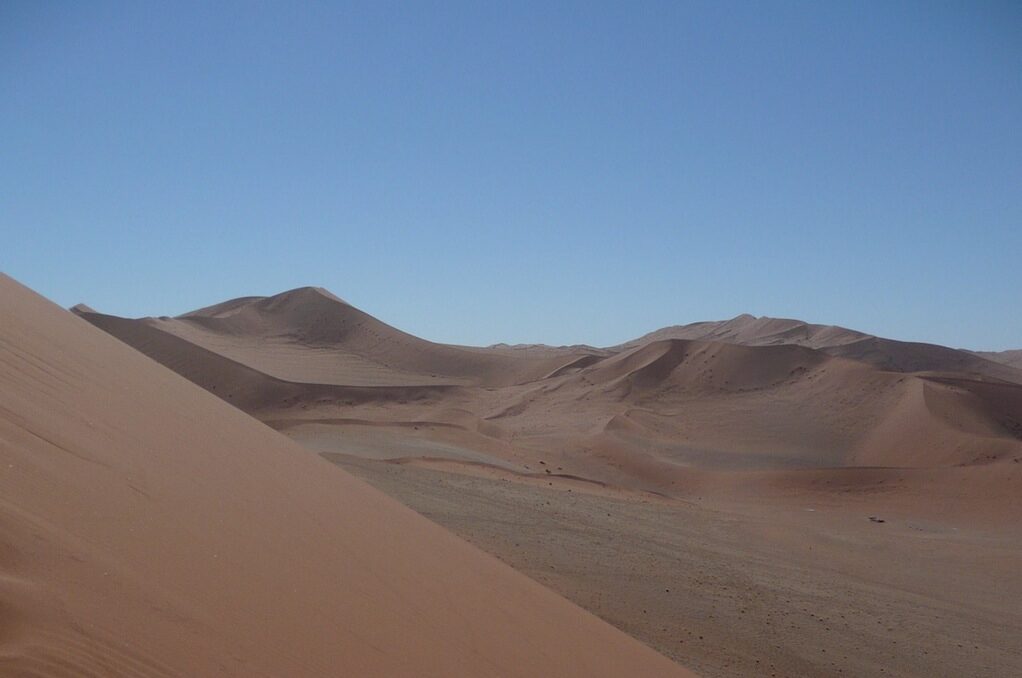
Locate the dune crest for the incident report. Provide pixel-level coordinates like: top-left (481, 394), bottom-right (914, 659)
top-left (622, 314), bottom-right (1022, 385)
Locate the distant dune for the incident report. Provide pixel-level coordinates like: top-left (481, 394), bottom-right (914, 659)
top-left (0, 274), bottom-right (691, 677)
top-left (622, 314), bottom-right (1022, 385)
top-left (75, 287), bottom-right (1022, 489)
top-left (137, 286), bottom-right (602, 388)
top-left (974, 348), bottom-right (1022, 370)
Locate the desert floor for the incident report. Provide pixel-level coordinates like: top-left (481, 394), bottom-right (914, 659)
top-left (330, 452), bottom-right (1022, 678)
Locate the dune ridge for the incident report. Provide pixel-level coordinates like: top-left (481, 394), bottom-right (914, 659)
top-left (623, 314), bottom-right (1022, 385)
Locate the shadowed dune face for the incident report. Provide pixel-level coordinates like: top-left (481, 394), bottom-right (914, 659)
top-left (0, 275), bottom-right (692, 677)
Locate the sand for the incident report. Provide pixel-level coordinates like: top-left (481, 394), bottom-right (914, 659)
top-left (332, 455), bottom-right (1022, 678)
top-left (0, 274), bottom-right (692, 677)
top-left (71, 284), bottom-right (1022, 676)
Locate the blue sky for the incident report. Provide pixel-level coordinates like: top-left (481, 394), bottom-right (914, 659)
top-left (2, 1), bottom-right (1020, 349)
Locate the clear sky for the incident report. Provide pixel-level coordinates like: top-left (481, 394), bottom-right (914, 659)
top-left (3, 2), bottom-right (1020, 349)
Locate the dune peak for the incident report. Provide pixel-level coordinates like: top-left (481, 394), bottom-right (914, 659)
top-left (280, 285), bottom-right (347, 303)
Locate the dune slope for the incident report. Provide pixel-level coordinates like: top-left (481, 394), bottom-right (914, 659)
top-left (0, 274), bottom-right (691, 677)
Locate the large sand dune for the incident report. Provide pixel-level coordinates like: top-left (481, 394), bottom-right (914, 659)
top-left (138, 286), bottom-right (599, 387)
top-left (76, 288), bottom-right (1022, 485)
top-left (0, 274), bottom-right (692, 677)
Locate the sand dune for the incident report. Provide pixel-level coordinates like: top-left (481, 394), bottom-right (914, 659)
top-left (76, 288), bottom-right (1022, 482)
top-left (0, 274), bottom-right (692, 677)
top-left (136, 286), bottom-right (598, 387)
top-left (624, 314), bottom-right (1022, 384)
top-left (78, 309), bottom-right (464, 412)
top-left (974, 348), bottom-right (1022, 370)
top-left (620, 313), bottom-right (870, 350)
